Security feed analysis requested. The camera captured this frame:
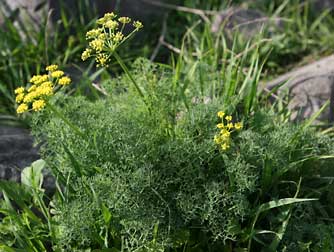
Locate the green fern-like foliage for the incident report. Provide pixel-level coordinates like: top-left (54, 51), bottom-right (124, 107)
top-left (31, 60), bottom-right (334, 251)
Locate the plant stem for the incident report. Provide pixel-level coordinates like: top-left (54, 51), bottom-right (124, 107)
top-left (113, 51), bottom-right (146, 102)
top-left (46, 103), bottom-right (85, 139)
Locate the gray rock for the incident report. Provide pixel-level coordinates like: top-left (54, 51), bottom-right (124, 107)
top-left (0, 0), bottom-right (46, 22)
top-left (4, 0), bottom-right (43, 12)
top-left (0, 0), bottom-right (47, 40)
top-left (0, 126), bottom-right (54, 191)
top-left (312, 0), bottom-right (334, 12)
top-left (264, 55), bottom-right (334, 122)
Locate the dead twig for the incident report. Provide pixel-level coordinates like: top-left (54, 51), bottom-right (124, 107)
top-left (150, 13), bottom-right (168, 61)
top-left (92, 82), bottom-right (109, 96)
top-left (160, 40), bottom-right (199, 57)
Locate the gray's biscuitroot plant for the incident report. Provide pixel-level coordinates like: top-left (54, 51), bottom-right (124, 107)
top-left (1, 9), bottom-right (334, 252)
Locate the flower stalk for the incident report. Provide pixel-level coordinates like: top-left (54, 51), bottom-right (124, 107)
top-left (46, 103), bottom-right (85, 138)
top-left (81, 12), bottom-right (146, 104)
top-left (112, 51), bottom-right (145, 99)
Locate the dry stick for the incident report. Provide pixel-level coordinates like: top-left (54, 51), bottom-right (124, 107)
top-left (150, 14), bottom-right (168, 61)
top-left (92, 82), bottom-right (109, 96)
top-left (141, 0), bottom-right (215, 23)
top-left (160, 40), bottom-right (182, 55)
top-left (159, 37), bottom-right (200, 57)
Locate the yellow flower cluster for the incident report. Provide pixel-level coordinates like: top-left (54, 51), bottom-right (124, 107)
top-left (214, 111), bottom-right (243, 151)
top-left (81, 12), bottom-right (143, 67)
top-left (46, 64), bottom-right (58, 72)
top-left (15, 64), bottom-right (71, 114)
top-left (51, 70), bottom-right (64, 78)
top-left (58, 76), bottom-right (71, 86)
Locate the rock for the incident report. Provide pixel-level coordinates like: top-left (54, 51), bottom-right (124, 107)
top-left (264, 55), bottom-right (334, 122)
top-left (0, 126), bottom-right (54, 191)
top-left (0, 0), bottom-right (47, 40)
top-left (0, 0), bottom-right (46, 23)
top-left (4, 0), bottom-right (44, 12)
top-left (312, 0), bottom-right (334, 12)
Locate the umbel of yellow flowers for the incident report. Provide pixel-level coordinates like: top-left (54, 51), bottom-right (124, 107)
top-left (214, 111), bottom-right (243, 151)
top-left (15, 64), bottom-right (71, 114)
top-left (81, 12), bottom-right (143, 67)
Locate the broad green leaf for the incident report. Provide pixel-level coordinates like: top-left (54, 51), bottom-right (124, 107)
top-left (21, 159), bottom-right (45, 190)
top-left (101, 203), bottom-right (112, 225)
